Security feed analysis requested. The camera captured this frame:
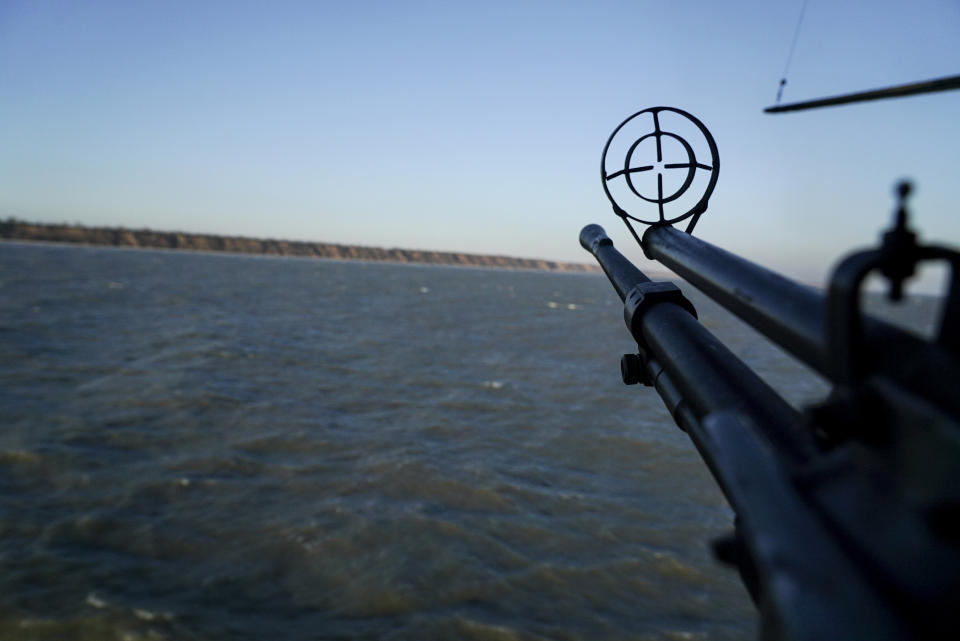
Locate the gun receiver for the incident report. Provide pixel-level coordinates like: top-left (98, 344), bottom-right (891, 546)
top-left (581, 192), bottom-right (960, 639)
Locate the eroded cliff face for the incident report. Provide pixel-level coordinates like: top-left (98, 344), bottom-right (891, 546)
top-left (0, 221), bottom-right (599, 272)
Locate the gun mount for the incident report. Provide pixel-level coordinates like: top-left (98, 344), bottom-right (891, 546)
top-left (583, 108), bottom-right (960, 640)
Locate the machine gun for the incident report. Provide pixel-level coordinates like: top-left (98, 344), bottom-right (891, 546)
top-left (581, 107), bottom-right (960, 640)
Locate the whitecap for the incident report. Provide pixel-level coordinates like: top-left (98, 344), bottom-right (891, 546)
top-left (86, 593), bottom-right (107, 609)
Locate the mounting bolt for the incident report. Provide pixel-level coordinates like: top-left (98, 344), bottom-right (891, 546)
top-left (620, 353), bottom-right (646, 385)
top-left (880, 179), bottom-right (918, 301)
top-left (896, 179), bottom-right (912, 203)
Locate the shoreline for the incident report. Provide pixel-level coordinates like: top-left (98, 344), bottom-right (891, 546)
top-left (0, 220), bottom-right (599, 273)
top-left (1, 237), bottom-right (611, 275)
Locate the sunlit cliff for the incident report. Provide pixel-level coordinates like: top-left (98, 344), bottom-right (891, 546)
top-left (1, 220), bottom-right (598, 273)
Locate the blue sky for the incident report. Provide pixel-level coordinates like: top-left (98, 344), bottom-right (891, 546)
top-left (1, 1), bottom-right (958, 287)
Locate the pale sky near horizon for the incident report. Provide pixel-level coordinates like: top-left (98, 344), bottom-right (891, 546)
top-left (1, 1), bottom-right (958, 288)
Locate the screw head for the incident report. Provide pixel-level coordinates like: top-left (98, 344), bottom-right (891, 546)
top-left (896, 180), bottom-right (913, 201)
top-left (620, 353), bottom-right (645, 385)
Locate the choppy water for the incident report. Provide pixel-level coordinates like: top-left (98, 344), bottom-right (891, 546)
top-left (4, 241), bottom-right (934, 640)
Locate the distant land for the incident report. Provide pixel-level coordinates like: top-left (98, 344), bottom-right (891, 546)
top-left (0, 220), bottom-right (599, 273)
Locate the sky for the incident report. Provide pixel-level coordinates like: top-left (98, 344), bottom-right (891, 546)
top-left (1, 0), bottom-right (958, 288)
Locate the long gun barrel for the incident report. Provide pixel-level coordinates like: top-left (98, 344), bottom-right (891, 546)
top-left (591, 107), bottom-right (960, 639)
top-left (581, 212), bottom-right (960, 639)
top-left (641, 224), bottom-right (960, 414)
top-left (579, 224), bottom-right (811, 464)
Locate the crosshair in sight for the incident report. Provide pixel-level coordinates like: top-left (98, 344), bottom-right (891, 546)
top-left (601, 107), bottom-right (719, 234)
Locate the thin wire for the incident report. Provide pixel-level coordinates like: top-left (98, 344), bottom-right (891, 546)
top-left (776, 0), bottom-right (811, 104)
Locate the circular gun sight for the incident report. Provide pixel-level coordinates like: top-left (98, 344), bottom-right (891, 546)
top-left (601, 107), bottom-right (719, 236)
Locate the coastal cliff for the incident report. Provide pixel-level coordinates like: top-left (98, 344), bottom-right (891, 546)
top-left (0, 220), bottom-right (598, 273)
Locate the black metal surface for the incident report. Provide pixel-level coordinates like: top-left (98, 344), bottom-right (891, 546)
top-left (578, 224), bottom-right (650, 299)
top-left (797, 374), bottom-right (960, 639)
top-left (641, 303), bottom-right (812, 465)
top-left (696, 412), bottom-right (906, 641)
top-left (582, 216), bottom-right (960, 639)
top-left (580, 224), bottom-right (812, 465)
top-left (642, 223), bottom-right (960, 422)
top-left (826, 182), bottom-right (960, 384)
top-left (642, 224), bottom-right (829, 373)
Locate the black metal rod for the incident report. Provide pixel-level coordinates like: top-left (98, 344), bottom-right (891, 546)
top-left (642, 225), bottom-right (960, 420)
top-left (765, 73), bottom-right (960, 114)
top-left (643, 225), bottom-right (830, 374)
top-left (642, 303), bottom-right (812, 464)
top-left (581, 225), bottom-right (812, 465)
top-left (579, 224), bottom-right (650, 300)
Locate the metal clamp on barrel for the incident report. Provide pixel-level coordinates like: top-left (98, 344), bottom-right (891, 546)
top-left (623, 280), bottom-right (697, 336)
top-left (620, 281), bottom-right (697, 386)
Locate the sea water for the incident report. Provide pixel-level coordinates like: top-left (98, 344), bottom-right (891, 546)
top-left (0, 242), bottom-right (937, 640)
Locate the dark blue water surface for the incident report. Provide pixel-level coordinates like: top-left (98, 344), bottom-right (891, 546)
top-left (1, 242), bottom-right (849, 640)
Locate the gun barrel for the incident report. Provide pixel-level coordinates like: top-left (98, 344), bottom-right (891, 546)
top-left (579, 224), bottom-right (650, 300)
top-left (583, 203), bottom-right (960, 638)
top-left (580, 225), bottom-right (812, 465)
top-left (642, 225), bottom-right (830, 374)
top-left (641, 225), bottom-right (960, 419)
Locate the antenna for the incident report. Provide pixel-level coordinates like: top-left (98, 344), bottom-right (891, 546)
top-left (775, 0), bottom-right (811, 105)
top-left (766, 73), bottom-right (960, 113)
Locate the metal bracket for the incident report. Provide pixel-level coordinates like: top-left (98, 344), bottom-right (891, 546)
top-left (826, 181), bottom-right (960, 386)
top-left (620, 281), bottom-right (698, 386)
top-left (623, 281), bottom-right (697, 338)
